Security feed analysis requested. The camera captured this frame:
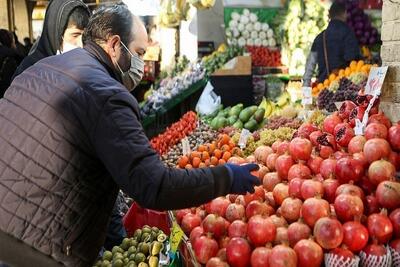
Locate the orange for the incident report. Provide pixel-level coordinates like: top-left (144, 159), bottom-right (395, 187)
top-left (214, 149), bottom-right (222, 159)
top-left (339, 69), bottom-right (345, 77)
top-left (178, 156), bottom-right (189, 169)
top-left (329, 73), bottom-right (336, 82)
top-left (350, 60), bottom-right (357, 70)
top-left (192, 157), bottom-right (201, 168)
top-left (317, 83), bottom-right (324, 90)
top-left (323, 79), bottom-right (330, 87)
top-left (210, 156), bottom-right (219, 166)
top-left (222, 152), bottom-right (232, 162)
top-left (198, 145), bottom-right (206, 152)
top-left (357, 60), bottom-right (365, 69)
top-left (202, 151), bottom-right (210, 161)
top-left (344, 67), bottom-right (351, 76)
top-left (220, 134), bottom-right (230, 146)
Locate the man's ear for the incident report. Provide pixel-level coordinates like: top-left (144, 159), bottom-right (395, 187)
top-left (108, 35), bottom-right (121, 58)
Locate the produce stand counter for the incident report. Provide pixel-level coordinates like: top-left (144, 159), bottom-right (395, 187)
top-left (142, 79), bottom-right (208, 138)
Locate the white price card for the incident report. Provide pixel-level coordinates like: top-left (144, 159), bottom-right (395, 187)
top-left (354, 119), bottom-right (365, 136)
top-left (181, 137), bottom-right (191, 156)
top-left (238, 129), bottom-right (251, 149)
top-left (301, 87), bottom-right (313, 105)
top-left (364, 66), bottom-right (388, 96)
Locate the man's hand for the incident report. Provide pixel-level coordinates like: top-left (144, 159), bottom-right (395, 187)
top-left (225, 163), bottom-right (261, 194)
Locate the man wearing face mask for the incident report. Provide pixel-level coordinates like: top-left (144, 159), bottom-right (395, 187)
top-left (0, 4), bottom-right (260, 266)
top-left (12, 0), bottom-right (91, 80)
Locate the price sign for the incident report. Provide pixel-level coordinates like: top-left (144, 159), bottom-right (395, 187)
top-left (181, 137), bottom-right (191, 156)
top-left (238, 129), bottom-right (251, 149)
top-left (364, 66), bottom-right (388, 96)
top-left (301, 87), bottom-right (313, 105)
top-left (354, 119), bottom-right (365, 136)
top-left (169, 222), bottom-right (185, 253)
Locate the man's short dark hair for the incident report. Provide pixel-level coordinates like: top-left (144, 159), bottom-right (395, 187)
top-left (329, 2), bottom-right (346, 18)
top-left (83, 4), bottom-right (133, 45)
top-left (0, 29), bottom-right (13, 48)
top-left (65, 6), bottom-right (90, 33)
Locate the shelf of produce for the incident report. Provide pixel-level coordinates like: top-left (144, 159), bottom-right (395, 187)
top-left (142, 79), bottom-right (208, 138)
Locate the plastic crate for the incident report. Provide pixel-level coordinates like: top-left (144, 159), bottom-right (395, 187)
top-left (123, 202), bottom-right (171, 237)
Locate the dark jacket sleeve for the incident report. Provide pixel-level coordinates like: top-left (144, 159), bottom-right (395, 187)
top-left (91, 91), bottom-right (232, 211)
top-left (343, 29), bottom-right (361, 62)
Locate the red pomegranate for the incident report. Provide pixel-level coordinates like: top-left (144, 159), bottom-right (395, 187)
top-left (266, 153), bottom-right (279, 171)
top-left (206, 258), bottom-right (229, 267)
top-left (390, 239), bottom-right (400, 252)
top-left (342, 221), bottom-right (369, 252)
top-left (287, 220), bottom-right (312, 247)
top-left (390, 208), bottom-right (400, 238)
top-left (301, 197), bottom-right (330, 227)
top-left (181, 213), bottom-right (202, 235)
top-left (348, 135), bottom-right (366, 154)
top-left (388, 123), bottom-right (400, 151)
top-left (353, 152), bottom-right (368, 169)
top-left (319, 145), bottom-right (335, 159)
top-left (362, 243), bottom-right (387, 257)
top-left (376, 180), bottom-right (400, 210)
top-left (330, 247), bottom-right (355, 260)
top-left (314, 217), bottom-right (344, 249)
top-left (268, 244), bottom-right (298, 267)
top-left (367, 112), bottom-right (392, 129)
top-left (250, 247), bottom-right (271, 267)
top-left (202, 214), bottom-right (227, 239)
top-left (301, 179), bottom-right (324, 200)
top-left (281, 197), bottom-right (303, 223)
top-left (323, 114), bottom-right (342, 135)
top-left (389, 151), bottom-right (400, 171)
top-left (310, 131), bottom-right (323, 146)
top-left (226, 237), bottom-right (251, 267)
top-left (270, 214), bottom-right (288, 228)
top-left (367, 210), bottom-right (393, 244)
top-left (297, 123), bottom-right (319, 139)
top-left (176, 209), bottom-right (192, 224)
top-left (289, 138), bottom-right (312, 161)
top-left (335, 157), bottom-right (365, 184)
top-left (339, 100), bottom-right (357, 120)
top-left (363, 138), bottom-right (392, 163)
top-left (294, 239), bottom-right (323, 267)
top-left (334, 123), bottom-right (355, 148)
top-left (336, 184), bottom-right (365, 201)
top-left (272, 141), bottom-right (281, 153)
top-left (247, 215), bottom-right (276, 246)
top-left (277, 141), bottom-right (290, 155)
top-left (334, 194), bottom-right (364, 222)
top-left (365, 122), bottom-right (388, 140)
top-left (368, 160), bottom-right (396, 186)
top-left (307, 155), bottom-right (323, 175)
top-left (190, 226), bottom-right (204, 245)
top-left (320, 158), bottom-right (337, 179)
top-left (349, 106), bottom-right (366, 127)
top-left (245, 200), bottom-right (273, 218)
top-left (273, 183), bottom-right (289, 206)
top-left (263, 172), bottom-right (281, 192)
top-left (365, 194), bottom-right (380, 215)
top-left (357, 175), bottom-right (375, 196)
top-left (193, 235), bottom-right (219, 264)
top-left (289, 177), bottom-right (305, 199)
top-left (275, 155), bottom-right (295, 180)
top-left (209, 197), bottom-right (231, 217)
top-left (287, 163), bottom-right (312, 181)
top-left (228, 220), bottom-right (247, 239)
top-left (254, 146), bottom-right (273, 165)
top-left (225, 203), bottom-right (245, 222)
top-left (323, 178), bottom-right (340, 203)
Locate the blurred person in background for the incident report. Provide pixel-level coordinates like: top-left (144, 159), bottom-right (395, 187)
top-left (23, 37), bottom-right (33, 53)
top-left (12, 31), bottom-right (28, 56)
top-left (12, 0), bottom-right (91, 79)
top-left (303, 2), bottom-right (361, 87)
top-left (0, 29), bottom-right (21, 97)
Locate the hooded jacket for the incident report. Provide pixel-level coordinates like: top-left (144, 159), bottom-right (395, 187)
top-left (12, 0), bottom-right (90, 80)
top-left (0, 41), bottom-right (232, 266)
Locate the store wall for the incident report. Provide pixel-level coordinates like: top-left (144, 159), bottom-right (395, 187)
top-left (0, 0), bottom-right (10, 30)
top-left (380, 0), bottom-right (400, 122)
top-left (14, 0), bottom-right (30, 40)
top-left (197, 0), bottom-right (225, 47)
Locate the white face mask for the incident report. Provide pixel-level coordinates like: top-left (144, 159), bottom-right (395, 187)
top-left (57, 42), bottom-right (79, 54)
top-left (115, 41), bottom-right (145, 91)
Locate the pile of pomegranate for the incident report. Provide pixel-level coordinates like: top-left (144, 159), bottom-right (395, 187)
top-left (175, 99), bottom-right (400, 267)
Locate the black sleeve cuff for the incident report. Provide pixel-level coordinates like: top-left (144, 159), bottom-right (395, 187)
top-left (210, 165), bottom-right (233, 197)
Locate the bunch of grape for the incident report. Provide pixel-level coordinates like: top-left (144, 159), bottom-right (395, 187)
top-left (317, 89), bottom-right (336, 112)
top-left (307, 110), bottom-right (326, 127)
top-left (332, 78), bottom-right (360, 103)
top-left (264, 116), bottom-right (303, 130)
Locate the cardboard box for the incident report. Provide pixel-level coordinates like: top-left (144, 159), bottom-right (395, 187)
top-left (212, 56), bottom-right (252, 76)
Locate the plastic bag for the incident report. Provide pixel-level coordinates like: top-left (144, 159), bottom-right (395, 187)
top-left (324, 253), bottom-right (360, 267)
top-left (390, 247), bottom-right (400, 267)
top-left (196, 81), bottom-right (221, 115)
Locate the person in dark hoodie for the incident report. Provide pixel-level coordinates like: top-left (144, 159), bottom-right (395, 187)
top-left (12, 0), bottom-right (91, 79)
top-left (303, 2), bottom-right (361, 86)
top-left (0, 4), bottom-right (259, 266)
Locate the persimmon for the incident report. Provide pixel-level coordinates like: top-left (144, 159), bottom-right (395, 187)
top-left (198, 145), bottom-right (207, 152)
top-left (190, 151), bottom-right (201, 160)
top-left (221, 144), bottom-right (231, 153)
top-left (218, 159), bottom-right (226, 165)
top-left (210, 156), bottom-right (219, 166)
top-left (192, 157), bottom-right (201, 168)
top-left (199, 162), bottom-right (207, 168)
top-left (185, 164), bottom-right (193, 169)
top-left (202, 151), bottom-right (210, 161)
top-left (204, 159), bottom-right (211, 166)
top-left (220, 134), bottom-right (230, 145)
top-left (214, 149), bottom-right (223, 159)
top-left (222, 152), bottom-right (232, 162)
top-left (178, 156), bottom-right (189, 168)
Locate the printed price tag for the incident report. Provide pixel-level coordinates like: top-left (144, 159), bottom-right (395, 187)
top-left (170, 222), bottom-right (185, 253)
top-left (364, 66), bottom-right (388, 96)
top-left (301, 87), bottom-right (312, 105)
top-left (238, 129), bottom-right (251, 149)
top-left (362, 94), bottom-right (378, 126)
top-left (354, 119), bottom-right (365, 136)
top-left (181, 137), bottom-right (191, 156)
